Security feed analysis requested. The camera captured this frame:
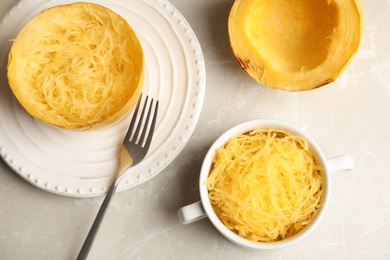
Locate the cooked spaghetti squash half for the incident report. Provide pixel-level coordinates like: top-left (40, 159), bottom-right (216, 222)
top-left (7, 2), bottom-right (144, 129)
top-left (228, 0), bottom-right (363, 91)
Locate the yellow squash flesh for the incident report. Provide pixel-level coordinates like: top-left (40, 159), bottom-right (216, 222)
top-left (228, 0), bottom-right (363, 91)
top-left (7, 2), bottom-right (144, 129)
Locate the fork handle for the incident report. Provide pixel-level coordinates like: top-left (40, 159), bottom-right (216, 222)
top-left (77, 174), bottom-right (123, 260)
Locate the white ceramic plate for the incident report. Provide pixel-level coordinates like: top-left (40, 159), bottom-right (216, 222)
top-left (0, 0), bottom-right (205, 197)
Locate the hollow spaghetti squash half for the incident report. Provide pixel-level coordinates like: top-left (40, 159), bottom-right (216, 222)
top-left (228, 0), bottom-right (363, 91)
top-left (7, 2), bottom-right (144, 129)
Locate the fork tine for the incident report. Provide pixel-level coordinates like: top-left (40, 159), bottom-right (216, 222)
top-left (132, 95), bottom-right (149, 143)
top-left (125, 94), bottom-right (158, 146)
top-left (138, 97), bottom-right (154, 146)
top-left (143, 100), bottom-right (159, 150)
top-left (123, 94), bottom-right (159, 164)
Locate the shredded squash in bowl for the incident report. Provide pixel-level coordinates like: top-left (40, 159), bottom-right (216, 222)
top-left (7, 2), bottom-right (144, 129)
top-left (205, 129), bottom-right (324, 242)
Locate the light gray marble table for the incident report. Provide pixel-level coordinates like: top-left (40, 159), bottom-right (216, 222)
top-left (1, 0), bottom-right (389, 259)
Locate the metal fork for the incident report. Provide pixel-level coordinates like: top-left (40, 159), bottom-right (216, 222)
top-left (77, 95), bottom-right (159, 260)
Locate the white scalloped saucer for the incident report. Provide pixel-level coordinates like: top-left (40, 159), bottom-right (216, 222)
top-left (0, 0), bottom-right (205, 197)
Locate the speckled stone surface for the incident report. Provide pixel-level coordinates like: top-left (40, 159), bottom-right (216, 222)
top-left (1, 0), bottom-right (389, 259)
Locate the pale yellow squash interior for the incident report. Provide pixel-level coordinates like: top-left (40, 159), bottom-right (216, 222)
top-left (250, 1), bottom-right (337, 72)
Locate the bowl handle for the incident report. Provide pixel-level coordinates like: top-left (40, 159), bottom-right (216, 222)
top-left (178, 201), bottom-right (206, 225)
top-left (327, 155), bottom-right (355, 175)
